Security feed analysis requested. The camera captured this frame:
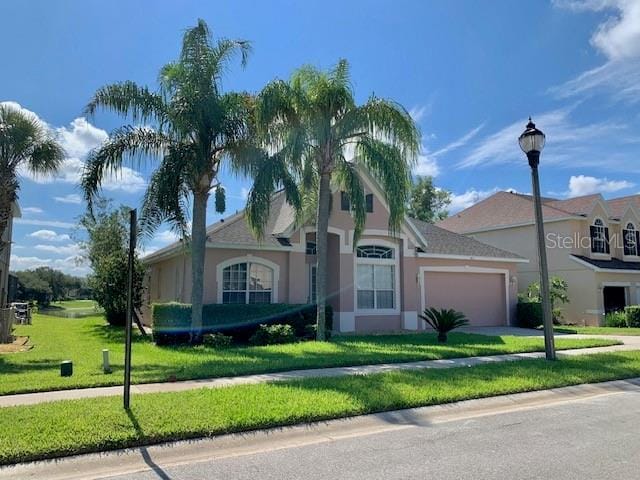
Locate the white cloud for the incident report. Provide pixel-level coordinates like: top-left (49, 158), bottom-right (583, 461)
top-left (28, 230), bottom-right (71, 242)
top-left (4, 102), bottom-right (147, 193)
top-left (155, 230), bottom-right (180, 244)
top-left (21, 207), bottom-right (43, 214)
top-left (552, 0), bottom-right (640, 102)
top-left (457, 108), bottom-right (630, 170)
top-left (9, 254), bottom-right (89, 276)
top-left (414, 124), bottom-right (484, 178)
top-left (14, 218), bottom-right (75, 229)
top-left (449, 188), bottom-right (503, 213)
top-left (241, 187), bottom-right (250, 200)
top-left (34, 243), bottom-right (82, 256)
top-left (567, 174), bottom-right (634, 196)
top-left (54, 193), bottom-right (82, 204)
top-left (409, 105), bottom-right (429, 123)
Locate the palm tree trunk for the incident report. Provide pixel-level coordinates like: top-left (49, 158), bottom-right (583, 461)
top-left (315, 172), bottom-right (332, 341)
top-left (0, 177), bottom-right (16, 261)
top-left (190, 189), bottom-right (209, 343)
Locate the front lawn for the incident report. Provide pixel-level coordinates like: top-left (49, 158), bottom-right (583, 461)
top-left (554, 326), bottom-right (640, 336)
top-left (1, 314), bottom-right (618, 396)
top-left (2, 351), bottom-right (640, 465)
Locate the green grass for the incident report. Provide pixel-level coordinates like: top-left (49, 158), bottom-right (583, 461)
top-left (47, 300), bottom-right (99, 310)
top-left (554, 326), bottom-right (640, 335)
top-left (2, 350), bottom-right (640, 465)
top-left (1, 314), bottom-right (618, 396)
top-left (38, 300), bottom-right (103, 319)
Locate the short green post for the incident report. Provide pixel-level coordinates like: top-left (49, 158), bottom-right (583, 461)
top-left (60, 360), bottom-right (73, 377)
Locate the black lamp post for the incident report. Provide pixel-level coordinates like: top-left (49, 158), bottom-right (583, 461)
top-left (519, 118), bottom-right (556, 360)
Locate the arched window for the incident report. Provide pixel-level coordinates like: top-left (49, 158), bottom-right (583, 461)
top-left (590, 218), bottom-right (610, 254)
top-left (222, 262), bottom-right (273, 304)
top-left (624, 222), bottom-right (638, 256)
top-left (356, 244), bottom-right (396, 310)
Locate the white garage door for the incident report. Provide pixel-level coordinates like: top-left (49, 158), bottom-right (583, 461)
top-left (423, 272), bottom-right (507, 326)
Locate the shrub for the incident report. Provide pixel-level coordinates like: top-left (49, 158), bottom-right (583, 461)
top-left (249, 324), bottom-right (296, 346)
top-left (604, 310), bottom-right (627, 328)
top-left (202, 333), bottom-right (233, 349)
top-left (303, 324), bottom-right (317, 340)
top-left (516, 301), bottom-right (543, 329)
top-left (419, 307), bottom-right (469, 343)
top-left (625, 306), bottom-right (640, 328)
top-left (152, 303), bottom-right (333, 345)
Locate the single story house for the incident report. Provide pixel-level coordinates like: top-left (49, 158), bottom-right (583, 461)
top-left (438, 191), bottom-right (640, 325)
top-left (143, 170), bottom-right (526, 333)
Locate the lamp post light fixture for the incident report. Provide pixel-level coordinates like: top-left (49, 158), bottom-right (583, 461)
top-left (519, 118), bottom-right (556, 361)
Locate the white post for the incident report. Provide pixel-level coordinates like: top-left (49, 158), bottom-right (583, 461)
top-left (102, 349), bottom-right (111, 373)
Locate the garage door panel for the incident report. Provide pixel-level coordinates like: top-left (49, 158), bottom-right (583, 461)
top-left (423, 272), bottom-right (506, 326)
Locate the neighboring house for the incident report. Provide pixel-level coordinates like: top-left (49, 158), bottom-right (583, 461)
top-left (143, 169), bottom-right (525, 333)
top-left (438, 191), bottom-right (640, 326)
top-left (0, 202), bottom-right (20, 307)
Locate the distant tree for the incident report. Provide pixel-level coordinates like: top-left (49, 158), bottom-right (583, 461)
top-left (79, 200), bottom-right (145, 326)
top-left (407, 176), bottom-right (451, 223)
top-left (13, 270), bottom-right (52, 306)
top-left (11, 267), bottom-right (86, 304)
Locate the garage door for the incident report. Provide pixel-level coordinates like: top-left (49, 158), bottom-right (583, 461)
top-left (423, 272), bottom-right (506, 326)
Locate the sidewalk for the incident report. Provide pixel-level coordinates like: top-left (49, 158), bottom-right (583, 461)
top-left (1, 340), bottom-right (638, 408)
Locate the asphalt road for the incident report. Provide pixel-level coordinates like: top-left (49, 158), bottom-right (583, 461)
top-left (107, 389), bottom-right (640, 480)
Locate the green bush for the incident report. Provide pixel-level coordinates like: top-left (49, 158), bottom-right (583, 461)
top-left (152, 303), bottom-right (333, 345)
top-left (419, 307), bottom-right (469, 343)
top-left (516, 301), bottom-right (543, 329)
top-left (249, 324), bottom-right (296, 346)
top-left (625, 306), bottom-right (640, 328)
top-left (202, 333), bottom-right (233, 349)
top-left (604, 311), bottom-right (627, 328)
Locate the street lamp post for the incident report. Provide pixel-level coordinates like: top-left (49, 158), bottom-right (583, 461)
top-left (519, 118), bottom-right (556, 360)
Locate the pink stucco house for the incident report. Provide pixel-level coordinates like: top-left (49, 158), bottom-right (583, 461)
top-left (143, 171), bottom-right (526, 333)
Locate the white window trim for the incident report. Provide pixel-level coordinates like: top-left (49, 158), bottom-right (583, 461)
top-left (623, 222), bottom-right (639, 260)
top-left (591, 217), bottom-right (610, 256)
top-left (418, 266), bottom-right (511, 326)
top-left (216, 255), bottom-right (280, 304)
top-left (354, 239), bottom-right (400, 316)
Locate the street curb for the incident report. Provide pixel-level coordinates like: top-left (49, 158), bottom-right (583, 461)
top-left (2, 377), bottom-right (640, 480)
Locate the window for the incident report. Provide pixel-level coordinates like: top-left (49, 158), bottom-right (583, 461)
top-left (590, 218), bottom-right (610, 254)
top-left (365, 194), bottom-right (374, 213)
top-left (309, 265), bottom-right (317, 304)
top-left (305, 241), bottom-right (317, 255)
top-left (356, 244), bottom-right (396, 310)
top-left (356, 245), bottom-right (394, 259)
top-left (340, 191), bottom-right (350, 211)
top-left (624, 222), bottom-right (639, 256)
top-left (222, 262), bottom-right (273, 304)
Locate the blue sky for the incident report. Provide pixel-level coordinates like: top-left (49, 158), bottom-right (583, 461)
top-left (2, 0), bottom-right (640, 275)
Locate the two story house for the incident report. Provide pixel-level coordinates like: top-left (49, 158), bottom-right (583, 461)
top-left (438, 191), bottom-right (640, 326)
top-left (143, 169), bottom-right (526, 333)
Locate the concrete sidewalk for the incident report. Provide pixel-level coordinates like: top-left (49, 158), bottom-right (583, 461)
top-left (1, 339), bottom-right (638, 408)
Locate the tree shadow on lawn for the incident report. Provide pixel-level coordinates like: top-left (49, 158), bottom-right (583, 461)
top-left (0, 356), bottom-right (63, 375)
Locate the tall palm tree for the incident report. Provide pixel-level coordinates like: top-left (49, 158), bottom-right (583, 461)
top-left (82, 20), bottom-right (291, 338)
top-left (0, 104), bottom-right (65, 260)
top-left (250, 60), bottom-right (420, 340)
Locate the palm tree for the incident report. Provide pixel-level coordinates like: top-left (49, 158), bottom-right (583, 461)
top-left (82, 20), bottom-right (291, 339)
top-left (0, 104), bottom-right (65, 261)
top-left (250, 60), bottom-right (420, 340)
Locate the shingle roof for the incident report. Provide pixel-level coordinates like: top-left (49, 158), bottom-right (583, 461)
top-left (545, 194), bottom-right (601, 216)
top-left (410, 218), bottom-right (525, 259)
top-left (605, 195), bottom-right (640, 219)
top-left (204, 191), bottom-right (289, 247)
top-left (572, 254), bottom-right (640, 271)
top-left (436, 191), bottom-right (575, 233)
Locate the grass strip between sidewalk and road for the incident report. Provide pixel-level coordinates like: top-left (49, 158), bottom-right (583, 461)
top-left (2, 315), bottom-right (618, 396)
top-left (553, 326), bottom-right (640, 336)
top-left (2, 350), bottom-right (640, 465)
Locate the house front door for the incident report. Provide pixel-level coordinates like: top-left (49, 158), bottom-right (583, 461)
top-left (603, 286), bottom-right (626, 313)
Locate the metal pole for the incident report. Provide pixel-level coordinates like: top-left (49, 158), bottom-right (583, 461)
top-left (124, 208), bottom-right (137, 409)
top-left (528, 152), bottom-right (556, 360)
